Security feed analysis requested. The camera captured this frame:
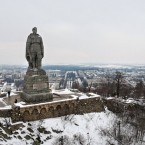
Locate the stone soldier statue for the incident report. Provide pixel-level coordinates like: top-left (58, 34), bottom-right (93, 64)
top-left (22, 27), bottom-right (53, 103)
top-left (26, 27), bottom-right (44, 69)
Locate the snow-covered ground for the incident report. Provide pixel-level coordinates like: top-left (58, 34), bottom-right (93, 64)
top-left (0, 105), bottom-right (144, 145)
top-left (0, 89), bottom-right (144, 144)
top-left (1, 108), bottom-right (141, 145)
top-left (52, 88), bottom-right (74, 95)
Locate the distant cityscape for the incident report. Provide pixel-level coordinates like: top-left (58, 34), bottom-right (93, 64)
top-left (0, 64), bottom-right (145, 99)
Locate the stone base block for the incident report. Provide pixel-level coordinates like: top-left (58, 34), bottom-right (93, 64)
top-left (21, 92), bottom-right (53, 103)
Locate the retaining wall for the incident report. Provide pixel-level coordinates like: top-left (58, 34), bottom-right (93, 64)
top-left (11, 96), bottom-right (105, 122)
top-left (103, 98), bottom-right (145, 118)
top-left (0, 108), bottom-right (11, 117)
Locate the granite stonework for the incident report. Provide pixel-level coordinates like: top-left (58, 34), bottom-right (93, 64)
top-left (21, 69), bottom-right (53, 102)
top-left (21, 27), bottom-right (53, 102)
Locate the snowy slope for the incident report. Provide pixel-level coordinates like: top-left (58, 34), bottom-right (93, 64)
top-left (0, 108), bottom-right (143, 145)
top-left (0, 109), bottom-right (118, 145)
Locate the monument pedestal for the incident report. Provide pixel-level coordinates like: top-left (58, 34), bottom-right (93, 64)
top-left (21, 69), bottom-right (53, 103)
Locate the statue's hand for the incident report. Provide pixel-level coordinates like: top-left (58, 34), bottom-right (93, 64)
top-left (26, 55), bottom-right (32, 62)
top-left (26, 55), bottom-right (29, 61)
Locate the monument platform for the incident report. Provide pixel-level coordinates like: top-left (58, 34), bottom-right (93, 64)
top-left (21, 68), bottom-right (53, 102)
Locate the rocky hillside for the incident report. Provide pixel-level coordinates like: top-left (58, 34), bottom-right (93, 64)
top-left (0, 108), bottom-right (144, 145)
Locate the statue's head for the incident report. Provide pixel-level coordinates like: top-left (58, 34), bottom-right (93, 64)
top-left (32, 27), bottom-right (37, 34)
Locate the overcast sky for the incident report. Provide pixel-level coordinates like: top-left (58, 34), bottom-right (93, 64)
top-left (0, 0), bottom-right (145, 65)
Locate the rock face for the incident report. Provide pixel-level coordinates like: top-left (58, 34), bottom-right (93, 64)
top-left (21, 69), bottom-right (53, 102)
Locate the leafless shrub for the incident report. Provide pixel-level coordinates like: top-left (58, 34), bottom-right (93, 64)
top-left (73, 133), bottom-right (86, 145)
top-left (61, 115), bottom-right (76, 129)
top-left (52, 135), bottom-right (72, 145)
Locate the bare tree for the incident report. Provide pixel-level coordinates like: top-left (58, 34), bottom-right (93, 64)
top-left (114, 72), bottom-right (125, 97)
top-left (134, 80), bottom-right (145, 99)
top-left (96, 72), bottom-right (115, 97)
top-left (99, 119), bottom-right (136, 145)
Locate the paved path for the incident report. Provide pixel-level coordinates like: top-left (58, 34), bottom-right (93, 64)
top-left (3, 95), bottom-right (21, 106)
top-left (0, 100), bottom-right (6, 107)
